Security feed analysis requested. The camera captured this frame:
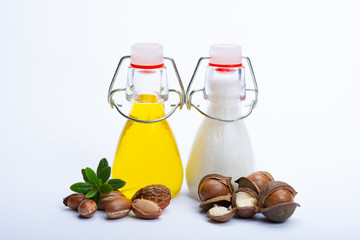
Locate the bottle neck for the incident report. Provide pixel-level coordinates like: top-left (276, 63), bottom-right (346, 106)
top-left (126, 67), bottom-right (169, 103)
top-left (204, 66), bottom-right (246, 102)
top-left (203, 66), bottom-right (245, 119)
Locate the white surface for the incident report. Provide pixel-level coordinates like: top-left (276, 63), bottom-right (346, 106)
top-left (1, 0), bottom-right (360, 239)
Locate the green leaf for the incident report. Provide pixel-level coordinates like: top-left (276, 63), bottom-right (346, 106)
top-left (97, 158), bottom-right (109, 176)
top-left (70, 182), bottom-right (93, 193)
top-left (100, 183), bottom-right (113, 194)
top-left (98, 166), bottom-right (111, 184)
top-left (85, 167), bottom-right (101, 187)
top-left (108, 179), bottom-right (126, 190)
top-left (85, 188), bottom-right (98, 198)
top-left (81, 169), bottom-right (90, 183)
top-left (91, 192), bottom-right (101, 207)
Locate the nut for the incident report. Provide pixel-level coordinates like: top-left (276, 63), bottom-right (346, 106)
top-left (235, 171), bottom-right (274, 194)
top-left (132, 184), bottom-right (171, 210)
top-left (248, 171), bottom-right (274, 190)
top-left (232, 188), bottom-right (259, 218)
top-left (63, 193), bottom-right (85, 210)
top-left (263, 189), bottom-right (294, 208)
top-left (198, 174), bottom-right (234, 201)
top-left (132, 199), bottom-right (163, 219)
top-left (78, 199), bottom-right (97, 218)
top-left (99, 191), bottom-right (125, 210)
top-left (199, 193), bottom-right (232, 210)
top-left (258, 181), bottom-right (300, 222)
top-left (207, 205), bottom-right (235, 222)
top-left (105, 197), bottom-right (132, 219)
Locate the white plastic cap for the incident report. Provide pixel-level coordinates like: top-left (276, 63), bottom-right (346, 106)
top-left (209, 44), bottom-right (242, 66)
top-left (130, 43), bottom-right (164, 67)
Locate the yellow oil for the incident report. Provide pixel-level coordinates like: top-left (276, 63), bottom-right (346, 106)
top-left (112, 94), bottom-right (183, 198)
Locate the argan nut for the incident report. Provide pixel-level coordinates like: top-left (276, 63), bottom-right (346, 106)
top-left (99, 191), bottom-right (125, 210)
top-left (78, 199), bottom-right (97, 218)
top-left (198, 174), bottom-right (234, 201)
top-left (207, 205), bottom-right (235, 222)
top-left (63, 193), bottom-right (85, 210)
top-left (232, 188), bottom-right (259, 218)
top-left (132, 199), bottom-right (163, 219)
top-left (199, 193), bottom-right (232, 210)
top-left (105, 197), bottom-right (132, 219)
top-left (258, 181), bottom-right (300, 222)
top-left (235, 171), bottom-right (274, 194)
top-left (132, 184), bottom-right (171, 210)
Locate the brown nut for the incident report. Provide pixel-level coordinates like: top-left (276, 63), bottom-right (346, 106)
top-left (232, 188), bottom-right (259, 218)
top-left (207, 205), bottom-right (235, 222)
top-left (132, 185), bottom-right (171, 210)
top-left (99, 191), bottom-right (125, 210)
top-left (199, 193), bottom-right (232, 210)
top-left (78, 199), bottom-right (97, 218)
top-left (248, 171), bottom-right (274, 190)
top-left (132, 199), bottom-right (163, 219)
top-left (63, 193), bottom-right (85, 210)
top-left (198, 174), bottom-right (234, 201)
top-left (235, 171), bottom-right (274, 194)
top-left (263, 189), bottom-right (294, 208)
top-left (258, 181), bottom-right (300, 222)
top-left (105, 197), bottom-right (132, 219)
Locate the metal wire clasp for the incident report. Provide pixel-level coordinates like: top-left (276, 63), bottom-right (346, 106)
top-left (186, 57), bottom-right (258, 122)
top-left (108, 56), bottom-right (185, 123)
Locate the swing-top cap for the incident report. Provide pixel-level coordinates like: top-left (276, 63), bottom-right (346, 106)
top-left (130, 43), bottom-right (164, 69)
top-left (209, 44), bottom-right (242, 67)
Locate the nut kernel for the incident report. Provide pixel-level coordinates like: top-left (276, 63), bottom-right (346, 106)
top-left (207, 205), bottom-right (235, 222)
top-left (236, 192), bottom-right (257, 207)
top-left (132, 199), bottom-right (163, 219)
top-left (232, 188), bottom-right (259, 218)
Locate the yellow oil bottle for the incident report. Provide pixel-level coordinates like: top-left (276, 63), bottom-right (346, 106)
top-left (109, 43), bottom-right (184, 198)
top-left (112, 94), bottom-right (183, 198)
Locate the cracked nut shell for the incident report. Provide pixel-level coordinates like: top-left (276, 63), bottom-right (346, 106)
top-left (199, 193), bottom-right (232, 210)
top-left (258, 181), bottom-right (300, 222)
top-left (235, 171), bottom-right (274, 194)
top-left (132, 199), bottom-right (163, 219)
top-left (99, 191), bottom-right (125, 210)
top-left (207, 205), bottom-right (235, 222)
top-left (198, 174), bottom-right (234, 201)
top-left (132, 184), bottom-right (171, 210)
top-left (232, 188), bottom-right (259, 218)
top-left (105, 196), bottom-right (132, 219)
top-left (248, 171), bottom-right (274, 190)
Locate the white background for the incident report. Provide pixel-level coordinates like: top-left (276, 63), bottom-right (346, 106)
top-left (1, 0), bottom-right (360, 239)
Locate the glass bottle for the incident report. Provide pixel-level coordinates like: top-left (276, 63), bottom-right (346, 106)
top-left (186, 44), bottom-right (258, 198)
top-left (108, 43), bottom-right (184, 198)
